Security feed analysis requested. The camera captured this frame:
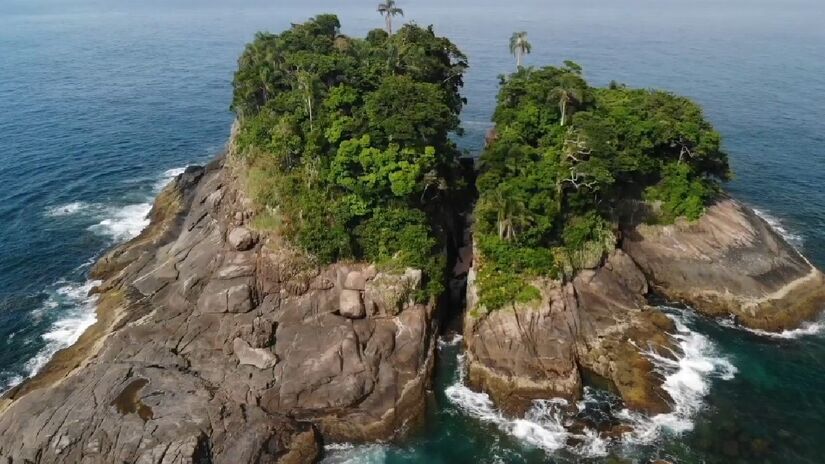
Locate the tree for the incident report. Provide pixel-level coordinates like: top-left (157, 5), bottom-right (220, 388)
top-left (473, 62), bottom-right (730, 310)
top-left (377, 1), bottom-right (404, 34)
top-left (509, 32), bottom-right (531, 68)
top-left (231, 15), bottom-right (467, 299)
top-left (294, 69), bottom-right (318, 130)
top-left (551, 74), bottom-right (585, 126)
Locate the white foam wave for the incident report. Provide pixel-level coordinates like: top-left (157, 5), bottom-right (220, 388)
top-left (444, 354), bottom-right (608, 457)
top-left (87, 203), bottom-right (152, 241)
top-left (720, 315), bottom-right (825, 340)
top-left (438, 332), bottom-right (464, 348)
top-left (154, 166), bottom-right (188, 192)
top-left (445, 312), bottom-right (734, 455)
top-left (320, 443), bottom-right (389, 463)
top-left (752, 207), bottom-right (804, 249)
top-left (45, 166), bottom-right (187, 242)
top-left (45, 201), bottom-right (96, 217)
top-left (620, 313), bottom-right (736, 443)
top-left (1, 280), bottom-right (100, 394)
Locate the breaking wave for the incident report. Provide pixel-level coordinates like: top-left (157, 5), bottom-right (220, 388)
top-left (444, 353), bottom-right (609, 457)
top-left (1, 280), bottom-right (100, 393)
top-left (445, 311), bottom-right (735, 457)
top-left (43, 166), bottom-right (187, 242)
top-left (753, 207), bottom-right (804, 249)
top-left (320, 443), bottom-right (389, 464)
top-left (720, 314), bottom-right (825, 340)
top-left (6, 166), bottom-right (189, 393)
top-left (86, 203), bottom-right (152, 241)
top-left (620, 312), bottom-right (737, 444)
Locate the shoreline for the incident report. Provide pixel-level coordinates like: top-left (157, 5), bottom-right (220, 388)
top-left (0, 174), bottom-right (189, 413)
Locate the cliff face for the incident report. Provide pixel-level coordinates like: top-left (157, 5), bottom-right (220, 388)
top-left (623, 198), bottom-right (825, 332)
top-left (0, 159), bottom-right (437, 463)
top-left (464, 250), bottom-right (675, 417)
top-left (464, 198), bottom-right (825, 419)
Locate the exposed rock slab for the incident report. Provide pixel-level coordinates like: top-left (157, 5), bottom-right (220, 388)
top-left (623, 198), bottom-right (825, 331)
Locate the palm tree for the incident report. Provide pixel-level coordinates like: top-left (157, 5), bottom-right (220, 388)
top-left (378, 1), bottom-right (404, 34)
top-left (551, 75), bottom-right (585, 126)
top-left (509, 32), bottom-right (531, 68)
top-left (490, 190), bottom-right (529, 241)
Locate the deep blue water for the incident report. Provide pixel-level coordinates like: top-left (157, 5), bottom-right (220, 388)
top-left (1, 1), bottom-right (824, 462)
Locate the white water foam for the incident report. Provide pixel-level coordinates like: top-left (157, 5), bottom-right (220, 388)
top-left (620, 312), bottom-right (737, 444)
top-left (445, 312), bottom-right (735, 456)
top-left (752, 207), bottom-right (804, 249)
top-left (10, 166), bottom-right (187, 393)
top-left (444, 353), bottom-right (609, 457)
top-left (154, 166), bottom-right (188, 192)
top-left (1, 280), bottom-right (100, 394)
top-left (87, 203), bottom-right (152, 241)
top-left (719, 314), bottom-right (825, 340)
top-left (45, 166), bottom-right (188, 242)
top-left (320, 443), bottom-right (389, 464)
top-left (438, 332), bottom-right (464, 348)
top-left (45, 201), bottom-right (95, 217)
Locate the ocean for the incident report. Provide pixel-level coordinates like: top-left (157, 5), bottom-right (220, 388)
top-left (1, 1), bottom-right (824, 462)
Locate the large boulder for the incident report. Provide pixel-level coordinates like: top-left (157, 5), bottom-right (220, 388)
top-left (623, 198), bottom-right (825, 331)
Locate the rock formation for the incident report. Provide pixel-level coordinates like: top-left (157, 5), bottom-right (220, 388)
top-left (623, 198), bottom-right (825, 332)
top-left (464, 250), bottom-right (675, 416)
top-left (0, 158), bottom-right (437, 463)
top-left (464, 198), bottom-right (825, 418)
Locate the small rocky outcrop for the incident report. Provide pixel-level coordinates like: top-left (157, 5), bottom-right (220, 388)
top-left (623, 198), bottom-right (825, 331)
top-left (464, 197), bottom-right (825, 420)
top-left (464, 250), bottom-right (675, 416)
top-left (0, 158), bottom-right (436, 463)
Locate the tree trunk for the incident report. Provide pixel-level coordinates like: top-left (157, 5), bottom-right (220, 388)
top-left (387, 16), bottom-right (392, 34)
top-left (307, 97), bottom-right (313, 130)
top-left (560, 99), bottom-right (567, 126)
top-left (516, 49), bottom-right (522, 68)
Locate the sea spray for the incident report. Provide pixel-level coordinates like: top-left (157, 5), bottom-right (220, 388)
top-left (0, 279), bottom-right (100, 393)
top-left (4, 166), bottom-right (189, 392)
top-left (44, 166), bottom-right (188, 242)
top-left (720, 314), bottom-right (825, 340)
top-left (87, 203), bottom-right (153, 241)
top-left (619, 310), bottom-right (737, 444)
top-left (752, 207), bottom-right (804, 249)
top-left (445, 312), bottom-right (735, 457)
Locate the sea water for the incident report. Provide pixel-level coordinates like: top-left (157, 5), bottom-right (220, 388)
top-left (1, 1), bottom-right (824, 462)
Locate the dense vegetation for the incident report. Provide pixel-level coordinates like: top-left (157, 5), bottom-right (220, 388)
top-left (231, 15), bottom-right (468, 298)
top-left (474, 62), bottom-right (731, 311)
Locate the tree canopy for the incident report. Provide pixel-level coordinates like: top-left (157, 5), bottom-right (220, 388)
top-left (474, 63), bottom-right (730, 311)
top-left (231, 15), bottom-right (468, 298)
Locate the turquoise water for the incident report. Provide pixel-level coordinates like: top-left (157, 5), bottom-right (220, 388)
top-left (1, 1), bottom-right (824, 462)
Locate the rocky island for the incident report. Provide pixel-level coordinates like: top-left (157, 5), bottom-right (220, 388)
top-left (1, 14), bottom-right (823, 464)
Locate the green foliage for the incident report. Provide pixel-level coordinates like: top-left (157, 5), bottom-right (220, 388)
top-left (474, 63), bottom-right (731, 311)
top-left (474, 234), bottom-right (557, 311)
top-left (355, 207), bottom-right (444, 297)
top-left (644, 162), bottom-right (719, 222)
top-left (231, 15), bottom-right (467, 299)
